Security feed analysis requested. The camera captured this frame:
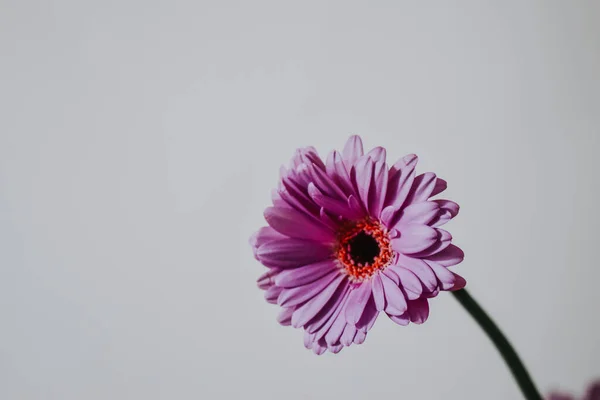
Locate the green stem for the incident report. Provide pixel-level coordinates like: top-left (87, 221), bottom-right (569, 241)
top-left (451, 289), bottom-right (542, 400)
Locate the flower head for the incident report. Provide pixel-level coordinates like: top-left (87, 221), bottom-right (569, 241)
top-left (250, 135), bottom-right (465, 354)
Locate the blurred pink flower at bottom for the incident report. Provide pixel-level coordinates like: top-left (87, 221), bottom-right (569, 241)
top-left (548, 380), bottom-right (600, 400)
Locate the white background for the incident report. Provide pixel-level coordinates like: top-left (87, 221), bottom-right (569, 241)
top-left (1, 1), bottom-right (599, 399)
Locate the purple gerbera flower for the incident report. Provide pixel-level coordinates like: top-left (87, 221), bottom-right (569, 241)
top-left (250, 135), bottom-right (465, 354)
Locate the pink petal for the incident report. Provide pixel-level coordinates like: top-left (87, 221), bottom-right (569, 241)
top-left (275, 260), bottom-right (337, 288)
top-left (405, 172), bottom-right (437, 205)
top-left (382, 268), bottom-right (400, 285)
top-left (367, 146), bottom-right (386, 163)
top-left (277, 307), bottom-right (294, 326)
top-left (431, 178), bottom-right (447, 196)
top-left (288, 163), bottom-right (312, 187)
top-left (429, 199), bottom-right (460, 227)
top-left (249, 226), bottom-right (286, 259)
top-left (412, 228), bottom-right (452, 257)
top-left (369, 161), bottom-right (388, 219)
top-left (329, 344), bottom-right (344, 354)
top-left (340, 324), bottom-right (357, 346)
top-left (308, 183), bottom-right (363, 220)
top-left (256, 238), bottom-right (333, 268)
top-left (395, 267), bottom-right (423, 300)
top-left (342, 135), bottom-right (364, 166)
top-left (304, 331), bottom-right (315, 349)
top-left (351, 156), bottom-right (374, 213)
top-left (264, 206), bottom-right (335, 242)
top-left (279, 165), bottom-right (288, 182)
top-left (305, 284), bottom-right (350, 334)
top-left (356, 298), bottom-right (379, 331)
top-left (319, 207), bottom-right (339, 230)
top-left (380, 272), bottom-right (408, 315)
top-left (428, 198), bottom-right (461, 227)
top-left (290, 149), bottom-right (305, 169)
top-left (304, 147), bottom-right (326, 170)
top-left (380, 206), bottom-right (396, 228)
top-left (257, 269), bottom-right (280, 290)
top-left (353, 330), bottom-right (367, 344)
top-left (278, 270), bottom-right (339, 307)
top-left (389, 313), bottom-right (410, 326)
top-left (394, 255), bottom-right (438, 292)
top-left (313, 343), bottom-right (327, 355)
top-left (309, 163), bottom-right (347, 200)
top-left (280, 177), bottom-right (320, 217)
top-left (426, 260), bottom-right (458, 290)
top-left (371, 273), bottom-right (385, 311)
top-left (347, 195), bottom-right (365, 217)
top-left (278, 188), bottom-right (312, 221)
top-left (345, 283), bottom-right (372, 325)
top-left (408, 298), bottom-right (430, 324)
top-left (391, 224), bottom-right (438, 254)
top-left (425, 245), bottom-right (464, 267)
top-left (431, 209), bottom-right (453, 228)
top-left (311, 288), bottom-right (350, 340)
top-left (264, 285), bottom-right (282, 304)
top-left (326, 150), bottom-right (354, 195)
top-left (291, 146), bottom-right (325, 170)
top-left (449, 273), bottom-right (467, 291)
top-left (384, 153), bottom-right (418, 210)
top-left (325, 310), bottom-right (348, 346)
top-left (424, 287), bottom-right (440, 298)
top-left (291, 274), bottom-right (347, 327)
top-left (396, 201), bottom-right (440, 226)
top-left (433, 199), bottom-right (459, 217)
top-left (272, 194), bottom-right (286, 212)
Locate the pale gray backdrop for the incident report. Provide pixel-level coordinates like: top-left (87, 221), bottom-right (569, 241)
top-left (1, 1), bottom-right (599, 399)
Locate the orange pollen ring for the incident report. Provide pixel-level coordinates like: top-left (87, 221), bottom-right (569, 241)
top-left (335, 218), bottom-right (394, 282)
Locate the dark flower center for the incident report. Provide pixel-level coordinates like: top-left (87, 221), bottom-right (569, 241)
top-left (336, 218), bottom-right (393, 282)
top-left (347, 231), bottom-right (380, 266)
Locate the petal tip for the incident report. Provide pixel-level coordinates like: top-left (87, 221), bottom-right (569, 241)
top-left (403, 153), bottom-right (418, 166)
